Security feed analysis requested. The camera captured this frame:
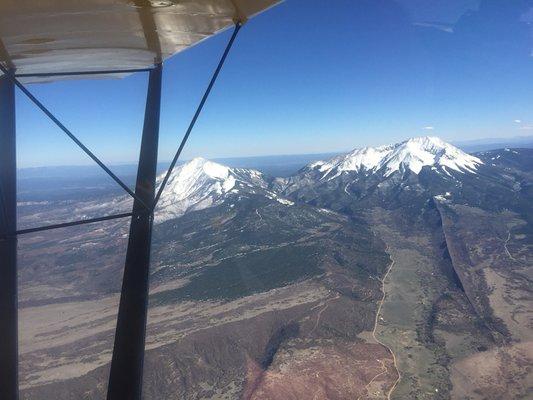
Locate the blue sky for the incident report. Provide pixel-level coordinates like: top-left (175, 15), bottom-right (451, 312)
top-left (15, 0), bottom-right (533, 167)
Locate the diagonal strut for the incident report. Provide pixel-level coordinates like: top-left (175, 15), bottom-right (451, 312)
top-left (0, 63), bottom-right (150, 211)
top-left (152, 23), bottom-right (242, 210)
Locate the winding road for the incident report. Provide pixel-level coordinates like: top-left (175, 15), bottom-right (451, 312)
top-left (504, 231), bottom-right (518, 262)
top-left (362, 248), bottom-right (401, 400)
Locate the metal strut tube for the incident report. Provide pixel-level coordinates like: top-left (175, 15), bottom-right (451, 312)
top-left (152, 23), bottom-right (242, 210)
top-left (107, 63), bottom-right (162, 400)
top-left (0, 70), bottom-right (18, 400)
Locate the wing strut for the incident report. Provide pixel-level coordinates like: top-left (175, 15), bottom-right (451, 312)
top-left (0, 70), bottom-right (18, 400)
top-left (153, 23), bottom-right (242, 209)
top-left (107, 63), bottom-right (162, 400)
top-left (107, 22), bottom-right (242, 398)
top-left (0, 63), bottom-right (150, 211)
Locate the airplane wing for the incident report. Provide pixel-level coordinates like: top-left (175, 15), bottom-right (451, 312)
top-left (0, 0), bottom-right (281, 82)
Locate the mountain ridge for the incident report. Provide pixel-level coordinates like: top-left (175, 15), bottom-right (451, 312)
top-left (154, 157), bottom-right (292, 223)
top-left (308, 136), bottom-right (483, 180)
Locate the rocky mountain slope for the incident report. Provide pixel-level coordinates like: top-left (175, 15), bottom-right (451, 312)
top-left (153, 157), bottom-right (279, 223)
top-left (276, 138), bottom-right (533, 399)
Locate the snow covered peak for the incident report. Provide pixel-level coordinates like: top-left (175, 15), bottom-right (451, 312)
top-left (98, 157), bottom-right (293, 223)
top-left (184, 157), bottom-right (231, 181)
top-left (155, 159), bottom-right (238, 222)
top-left (380, 136), bottom-right (483, 176)
top-left (310, 136), bottom-right (483, 179)
top-left (154, 158), bottom-right (270, 223)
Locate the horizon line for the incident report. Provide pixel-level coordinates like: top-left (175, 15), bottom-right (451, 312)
top-left (17, 134), bottom-right (533, 170)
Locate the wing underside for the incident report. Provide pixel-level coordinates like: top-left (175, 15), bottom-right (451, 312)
top-left (0, 0), bottom-right (281, 82)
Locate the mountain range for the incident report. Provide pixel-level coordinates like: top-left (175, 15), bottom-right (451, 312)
top-left (17, 137), bottom-right (532, 400)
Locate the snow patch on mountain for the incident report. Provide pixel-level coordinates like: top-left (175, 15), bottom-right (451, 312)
top-left (310, 136), bottom-right (483, 179)
top-left (155, 158), bottom-right (248, 222)
top-left (276, 198), bottom-right (294, 206)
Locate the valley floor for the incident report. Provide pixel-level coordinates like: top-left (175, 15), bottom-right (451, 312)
top-left (369, 207), bottom-right (533, 400)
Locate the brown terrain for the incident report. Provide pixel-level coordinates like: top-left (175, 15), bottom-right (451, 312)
top-left (18, 200), bottom-right (400, 400)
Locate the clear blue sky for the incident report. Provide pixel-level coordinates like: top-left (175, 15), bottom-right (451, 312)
top-left (15, 0), bottom-right (533, 167)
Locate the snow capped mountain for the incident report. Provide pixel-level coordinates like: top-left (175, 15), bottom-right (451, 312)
top-left (153, 158), bottom-right (297, 223)
top-left (309, 136), bottom-right (483, 179)
top-left (78, 157), bottom-right (294, 224)
top-left (155, 157), bottom-right (269, 222)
